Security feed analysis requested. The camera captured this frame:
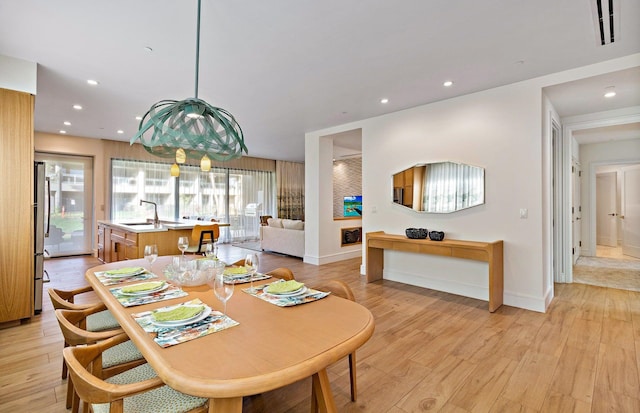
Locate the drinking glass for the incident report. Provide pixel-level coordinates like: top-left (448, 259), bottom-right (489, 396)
top-left (204, 242), bottom-right (217, 259)
top-left (244, 253), bottom-right (259, 293)
top-left (208, 270), bottom-right (233, 316)
top-left (143, 244), bottom-right (158, 272)
top-left (177, 236), bottom-right (189, 256)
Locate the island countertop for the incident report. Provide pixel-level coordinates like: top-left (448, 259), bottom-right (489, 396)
top-left (96, 219), bottom-right (228, 262)
top-left (97, 218), bottom-right (216, 233)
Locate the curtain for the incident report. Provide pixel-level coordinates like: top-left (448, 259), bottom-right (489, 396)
top-left (276, 161), bottom-right (305, 220)
top-left (227, 168), bottom-right (276, 242)
top-left (423, 162), bottom-right (484, 213)
top-left (111, 159), bottom-right (176, 221)
top-left (111, 160), bottom-right (275, 243)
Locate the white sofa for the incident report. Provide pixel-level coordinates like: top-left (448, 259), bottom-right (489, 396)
top-left (260, 218), bottom-right (305, 258)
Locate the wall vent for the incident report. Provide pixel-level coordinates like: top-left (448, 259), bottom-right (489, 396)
top-left (591, 0), bottom-right (620, 45)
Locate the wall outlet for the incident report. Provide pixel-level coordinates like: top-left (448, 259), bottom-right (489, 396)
top-left (520, 208), bottom-right (528, 219)
top-left (371, 206), bottom-right (377, 213)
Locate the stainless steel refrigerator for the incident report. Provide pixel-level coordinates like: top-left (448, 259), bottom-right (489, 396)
top-left (34, 161), bottom-right (50, 313)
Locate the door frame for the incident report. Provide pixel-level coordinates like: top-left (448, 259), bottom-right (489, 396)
top-left (559, 109), bottom-right (640, 283)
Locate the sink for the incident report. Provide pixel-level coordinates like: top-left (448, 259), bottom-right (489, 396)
top-left (121, 222), bottom-right (153, 226)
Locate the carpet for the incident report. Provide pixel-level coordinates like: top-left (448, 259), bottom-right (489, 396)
top-left (231, 240), bottom-right (262, 252)
top-left (573, 256), bottom-right (640, 292)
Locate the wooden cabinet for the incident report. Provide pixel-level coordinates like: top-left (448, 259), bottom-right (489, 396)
top-left (98, 222), bottom-right (193, 263)
top-left (109, 228), bottom-right (139, 262)
top-left (0, 89), bottom-right (34, 323)
top-left (97, 223), bottom-right (107, 263)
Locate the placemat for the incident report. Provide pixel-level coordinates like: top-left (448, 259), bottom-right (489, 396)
top-left (94, 270), bottom-right (157, 286)
top-left (109, 282), bottom-right (188, 307)
top-left (243, 283), bottom-right (330, 307)
top-left (223, 272), bottom-right (271, 285)
top-left (131, 299), bottom-right (239, 348)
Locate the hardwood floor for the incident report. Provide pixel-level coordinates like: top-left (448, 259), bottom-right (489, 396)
top-left (1, 245), bottom-right (639, 412)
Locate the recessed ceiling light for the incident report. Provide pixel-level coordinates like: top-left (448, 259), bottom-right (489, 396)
top-left (59, 130), bottom-right (67, 134)
top-left (135, 116), bottom-right (142, 121)
top-left (443, 81), bottom-right (454, 87)
top-left (87, 79), bottom-right (99, 86)
top-left (73, 104), bottom-right (82, 110)
top-left (117, 130), bottom-right (124, 134)
top-left (604, 86), bottom-right (616, 98)
top-left (63, 121), bottom-right (71, 126)
top-left (380, 98), bottom-right (389, 104)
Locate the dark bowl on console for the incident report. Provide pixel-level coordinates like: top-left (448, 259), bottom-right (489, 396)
top-left (405, 228), bottom-right (428, 239)
top-left (429, 231), bottom-right (445, 241)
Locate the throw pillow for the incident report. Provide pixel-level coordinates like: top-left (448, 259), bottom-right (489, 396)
top-left (267, 218), bottom-right (283, 228)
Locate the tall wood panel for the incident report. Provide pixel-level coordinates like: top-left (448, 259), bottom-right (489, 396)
top-left (0, 88), bottom-right (34, 323)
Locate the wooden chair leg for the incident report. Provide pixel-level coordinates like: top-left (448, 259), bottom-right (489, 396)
top-left (62, 342), bottom-right (69, 379)
top-left (66, 375), bottom-right (73, 408)
top-left (348, 352), bottom-right (357, 402)
top-left (310, 382), bottom-right (318, 413)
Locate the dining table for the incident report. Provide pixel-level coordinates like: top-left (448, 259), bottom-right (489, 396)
top-left (85, 256), bottom-right (375, 412)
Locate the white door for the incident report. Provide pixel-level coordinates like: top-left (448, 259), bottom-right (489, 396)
top-left (622, 166), bottom-right (640, 258)
top-left (596, 172), bottom-right (617, 247)
top-left (572, 160), bottom-right (582, 264)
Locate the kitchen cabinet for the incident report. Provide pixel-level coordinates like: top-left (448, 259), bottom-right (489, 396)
top-left (98, 221), bottom-right (193, 263)
top-left (0, 88), bottom-right (34, 324)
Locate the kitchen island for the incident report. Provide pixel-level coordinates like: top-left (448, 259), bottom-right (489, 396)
top-left (97, 219), bottom-right (227, 263)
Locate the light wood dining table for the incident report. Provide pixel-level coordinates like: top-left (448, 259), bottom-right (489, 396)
top-left (85, 256), bottom-right (375, 412)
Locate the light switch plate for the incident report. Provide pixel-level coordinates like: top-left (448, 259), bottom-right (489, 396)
top-left (520, 208), bottom-right (528, 219)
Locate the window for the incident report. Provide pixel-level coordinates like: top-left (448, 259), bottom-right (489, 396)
top-left (111, 159), bottom-right (275, 242)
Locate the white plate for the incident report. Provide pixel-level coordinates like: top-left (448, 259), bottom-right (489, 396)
top-left (265, 286), bottom-right (307, 297)
top-left (120, 282), bottom-right (168, 296)
top-left (103, 268), bottom-right (146, 279)
top-left (151, 306), bottom-right (212, 327)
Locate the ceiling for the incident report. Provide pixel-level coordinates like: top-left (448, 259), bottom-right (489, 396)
top-left (1, 0), bottom-right (639, 162)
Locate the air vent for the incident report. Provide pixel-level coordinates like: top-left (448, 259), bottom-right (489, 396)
top-left (591, 0), bottom-right (620, 45)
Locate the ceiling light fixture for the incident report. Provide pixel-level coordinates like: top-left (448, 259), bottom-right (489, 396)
top-left (87, 79), bottom-right (99, 86)
top-left (117, 130), bottom-right (124, 134)
top-left (443, 81), bottom-right (453, 87)
top-left (604, 86), bottom-right (616, 98)
top-left (380, 98), bottom-right (389, 104)
top-left (59, 130), bottom-right (67, 134)
top-left (73, 104), bottom-right (82, 110)
top-left (63, 121), bottom-right (71, 126)
top-left (130, 0), bottom-right (247, 177)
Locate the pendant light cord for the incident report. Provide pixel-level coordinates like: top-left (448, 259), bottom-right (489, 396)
top-left (194, 0), bottom-right (201, 99)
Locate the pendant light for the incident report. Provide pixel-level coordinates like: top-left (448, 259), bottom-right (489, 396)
top-left (130, 0), bottom-right (248, 175)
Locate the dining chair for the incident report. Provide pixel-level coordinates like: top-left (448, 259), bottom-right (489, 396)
top-left (310, 280), bottom-right (358, 406)
top-left (48, 287), bottom-right (120, 380)
top-left (185, 223), bottom-right (219, 254)
top-left (55, 308), bottom-right (145, 413)
top-left (265, 267), bottom-right (295, 281)
top-left (64, 333), bottom-right (208, 413)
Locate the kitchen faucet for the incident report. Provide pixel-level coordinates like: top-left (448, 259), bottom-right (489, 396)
top-left (139, 200), bottom-right (159, 227)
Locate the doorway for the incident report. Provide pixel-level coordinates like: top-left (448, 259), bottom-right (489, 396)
top-left (35, 152), bottom-right (94, 257)
top-left (574, 162), bottom-right (640, 291)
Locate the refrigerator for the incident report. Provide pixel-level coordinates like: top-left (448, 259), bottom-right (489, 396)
top-left (34, 161), bottom-right (50, 313)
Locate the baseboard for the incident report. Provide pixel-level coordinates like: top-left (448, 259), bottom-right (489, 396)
top-left (303, 249), bottom-right (362, 265)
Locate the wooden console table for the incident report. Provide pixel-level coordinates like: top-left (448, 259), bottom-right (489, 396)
top-left (366, 231), bottom-right (504, 312)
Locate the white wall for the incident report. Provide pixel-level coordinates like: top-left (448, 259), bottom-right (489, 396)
top-left (0, 54), bottom-right (37, 94)
top-left (305, 54), bottom-right (640, 312)
top-left (579, 138), bottom-right (640, 256)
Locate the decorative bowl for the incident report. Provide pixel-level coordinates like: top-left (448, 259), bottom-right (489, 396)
top-left (429, 231), bottom-right (445, 241)
top-left (405, 228), bottom-right (428, 239)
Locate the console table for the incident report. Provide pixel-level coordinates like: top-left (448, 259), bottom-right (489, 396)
top-left (366, 231), bottom-right (504, 312)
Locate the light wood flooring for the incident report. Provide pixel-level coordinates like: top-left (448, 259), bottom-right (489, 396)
top-left (1, 245), bottom-right (639, 412)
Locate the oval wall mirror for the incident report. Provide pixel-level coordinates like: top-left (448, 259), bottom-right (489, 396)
top-left (392, 161), bottom-right (485, 213)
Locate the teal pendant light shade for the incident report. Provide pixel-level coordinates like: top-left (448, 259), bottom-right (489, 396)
top-left (130, 0), bottom-right (248, 162)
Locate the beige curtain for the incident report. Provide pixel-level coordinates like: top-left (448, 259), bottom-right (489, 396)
top-left (276, 161), bottom-right (305, 220)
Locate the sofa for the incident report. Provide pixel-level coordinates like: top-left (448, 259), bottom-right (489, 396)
top-left (260, 218), bottom-right (305, 258)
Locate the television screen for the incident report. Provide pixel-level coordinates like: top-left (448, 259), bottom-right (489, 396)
top-left (343, 195), bottom-right (363, 217)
